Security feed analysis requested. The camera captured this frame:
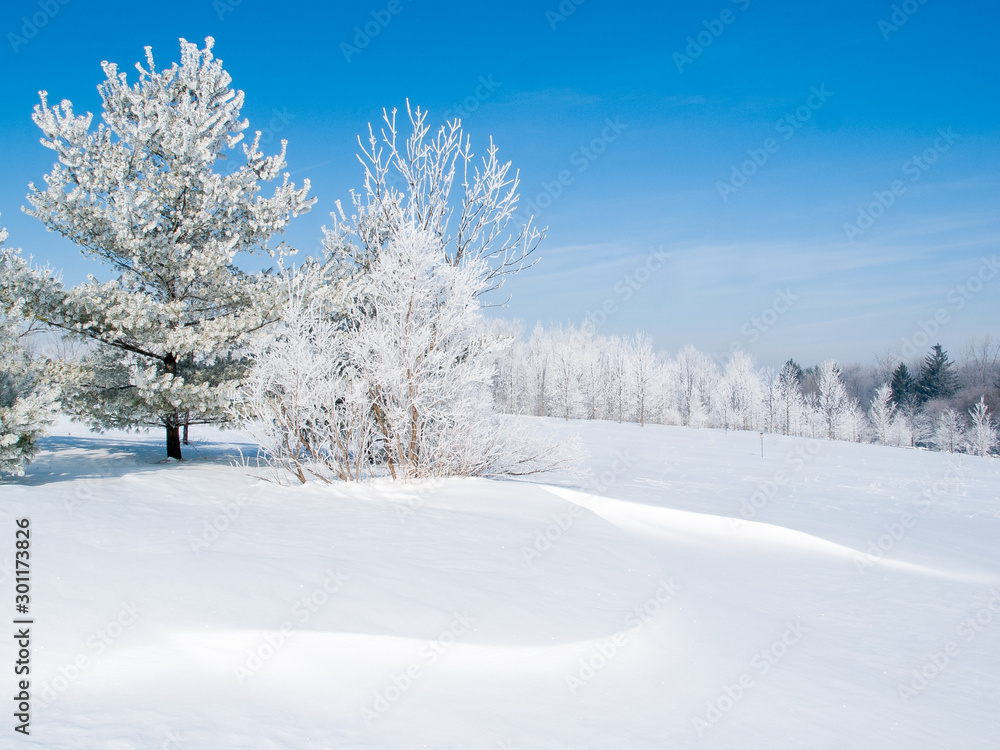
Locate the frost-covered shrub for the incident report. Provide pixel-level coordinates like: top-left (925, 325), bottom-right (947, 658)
top-left (236, 103), bottom-right (566, 483)
top-left (239, 226), bottom-right (571, 482)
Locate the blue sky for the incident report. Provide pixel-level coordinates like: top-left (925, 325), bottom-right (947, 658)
top-left (1, 0), bottom-right (997, 368)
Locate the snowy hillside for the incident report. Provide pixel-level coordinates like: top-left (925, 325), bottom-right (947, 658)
top-left (2, 417), bottom-right (999, 749)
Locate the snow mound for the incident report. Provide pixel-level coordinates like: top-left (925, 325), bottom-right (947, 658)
top-left (3, 417), bottom-right (999, 748)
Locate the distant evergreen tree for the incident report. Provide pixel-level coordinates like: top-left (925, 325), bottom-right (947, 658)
top-left (917, 344), bottom-right (957, 402)
top-left (889, 363), bottom-right (915, 405)
top-left (798, 362), bottom-right (820, 397)
top-left (783, 359), bottom-right (804, 384)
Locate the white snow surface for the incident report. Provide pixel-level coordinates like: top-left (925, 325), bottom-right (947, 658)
top-left (2, 417), bottom-right (999, 748)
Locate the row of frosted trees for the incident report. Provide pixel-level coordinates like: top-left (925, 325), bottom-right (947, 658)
top-left (491, 323), bottom-right (1000, 457)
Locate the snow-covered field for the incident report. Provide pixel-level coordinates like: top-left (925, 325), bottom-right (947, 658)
top-left (2, 417), bottom-right (999, 748)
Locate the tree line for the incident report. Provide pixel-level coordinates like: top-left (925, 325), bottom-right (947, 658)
top-left (491, 323), bottom-right (999, 456)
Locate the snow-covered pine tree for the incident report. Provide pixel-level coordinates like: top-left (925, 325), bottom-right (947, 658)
top-left (4, 38), bottom-right (313, 459)
top-left (0, 222), bottom-right (60, 477)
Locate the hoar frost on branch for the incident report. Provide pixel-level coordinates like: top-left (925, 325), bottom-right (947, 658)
top-left (324, 101), bottom-right (544, 299)
top-left (0, 37), bottom-right (314, 459)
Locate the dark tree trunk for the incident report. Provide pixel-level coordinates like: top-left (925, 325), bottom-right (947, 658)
top-left (166, 423), bottom-right (183, 460)
top-left (182, 413), bottom-right (190, 445)
top-left (164, 352), bottom-right (183, 460)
